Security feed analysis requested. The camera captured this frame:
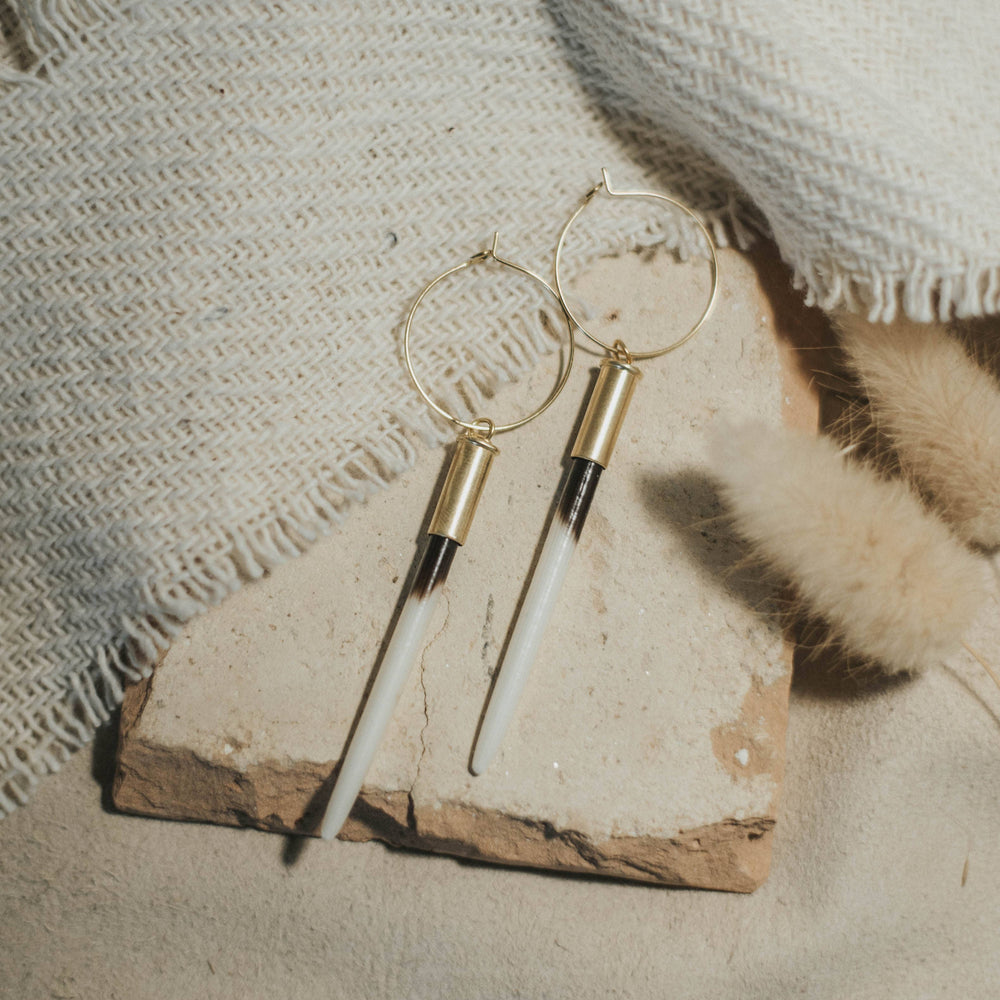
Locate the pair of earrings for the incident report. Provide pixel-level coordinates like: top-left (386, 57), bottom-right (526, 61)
top-left (320, 170), bottom-right (719, 841)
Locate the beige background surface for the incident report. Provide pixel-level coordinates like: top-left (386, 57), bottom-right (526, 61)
top-left (3, 244), bottom-right (1000, 998)
top-left (4, 634), bottom-right (999, 999)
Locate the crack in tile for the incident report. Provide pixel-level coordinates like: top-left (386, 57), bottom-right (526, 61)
top-left (480, 592), bottom-right (495, 677)
top-left (409, 591), bottom-right (451, 811)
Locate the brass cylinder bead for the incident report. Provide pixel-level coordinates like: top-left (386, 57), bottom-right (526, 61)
top-left (428, 433), bottom-right (499, 545)
top-left (570, 358), bottom-right (642, 468)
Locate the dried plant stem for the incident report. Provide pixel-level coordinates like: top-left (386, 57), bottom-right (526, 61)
top-left (962, 641), bottom-right (1000, 694)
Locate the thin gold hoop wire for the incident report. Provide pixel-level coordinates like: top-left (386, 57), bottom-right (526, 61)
top-left (403, 233), bottom-right (575, 436)
top-left (554, 168), bottom-right (719, 363)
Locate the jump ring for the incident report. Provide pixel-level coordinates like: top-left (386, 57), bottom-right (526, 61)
top-left (611, 339), bottom-right (634, 365)
top-left (469, 417), bottom-right (496, 441)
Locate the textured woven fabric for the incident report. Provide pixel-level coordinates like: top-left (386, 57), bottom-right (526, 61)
top-left (2, 0), bottom-right (999, 814)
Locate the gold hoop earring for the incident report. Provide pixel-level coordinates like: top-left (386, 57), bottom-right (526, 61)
top-left (321, 233), bottom-right (575, 838)
top-left (471, 171), bottom-right (718, 776)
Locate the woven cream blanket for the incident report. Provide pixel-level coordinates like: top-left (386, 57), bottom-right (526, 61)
top-left (2, 0), bottom-right (999, 814)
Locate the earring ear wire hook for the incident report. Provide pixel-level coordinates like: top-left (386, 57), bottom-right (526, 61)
top-left (405, 232), bottom-right (576, 436)
top-left (474, 232), bottom-right (535, 278)
top-left (554, 169), bottom-right (719, 362)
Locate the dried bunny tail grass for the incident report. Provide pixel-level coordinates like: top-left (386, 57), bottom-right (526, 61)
top-left (835, 312), bottom-right (1000, 549)
top-left (708, 423), bottom-right (987, 675)
top-left (823, 394), bottom-right (900, 474)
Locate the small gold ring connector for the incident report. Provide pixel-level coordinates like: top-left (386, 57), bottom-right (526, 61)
top-left (469, 417), bottom-right (496, 441)
top-left (611, 339), bottom-right (634, 365)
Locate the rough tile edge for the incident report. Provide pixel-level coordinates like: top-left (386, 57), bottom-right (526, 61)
top-left (113, 677), bottom-right (774, 892)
